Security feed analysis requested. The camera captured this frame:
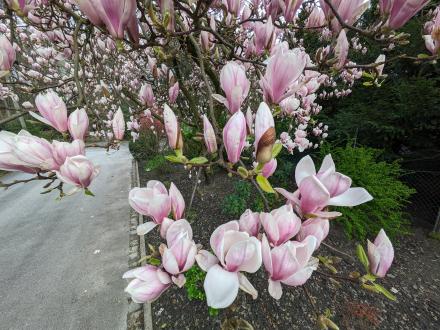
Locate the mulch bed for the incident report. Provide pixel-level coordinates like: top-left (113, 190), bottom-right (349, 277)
top-left (138, 161), bottom-right (440, 330)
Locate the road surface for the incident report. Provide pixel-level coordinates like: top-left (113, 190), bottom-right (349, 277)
top-left (0, 144), bottom-right (132, 330)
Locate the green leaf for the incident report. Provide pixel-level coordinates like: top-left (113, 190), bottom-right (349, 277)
top-left (417, 53), bottom-right (431, 59)
top-left (363, 81), bottom-right (374, 87)
top-left (256, 174), bottom-right (275, 194)
top-left (208, 307), bottom-right (219, 317)
top-left (165, 155), bottom-right (183, 163)
top-left (237, 166), bottom-right (249, 179)
top-left (271, 142), bottom-right (283, 158)
top-left (374, 283), bottom-right (397, 301)
top-left (148, 257), bottom-right (161, 266)
top-left (362, 71), bottom-right (374, 79)
top-left (84, 188), bottom-right (95, 197)
top-left (356, 244), bottom-right (369, 273)
top-left (189, 157), bottom-right (208, 165)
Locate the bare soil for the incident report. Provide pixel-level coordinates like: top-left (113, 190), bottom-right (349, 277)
top-left (138, 161), bottom-right (440, 330)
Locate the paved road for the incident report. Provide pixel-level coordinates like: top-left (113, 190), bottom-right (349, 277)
top-left (0, 144), bottom-right (132, 330)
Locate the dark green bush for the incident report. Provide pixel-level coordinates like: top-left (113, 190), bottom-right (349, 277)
top-left (319, 143), bottom-right (415, 240)
top-left (221, 181), bottom-right (252, 218)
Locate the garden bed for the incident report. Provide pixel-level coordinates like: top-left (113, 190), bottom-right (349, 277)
top-left (139, 161), bottom-right (440, 330)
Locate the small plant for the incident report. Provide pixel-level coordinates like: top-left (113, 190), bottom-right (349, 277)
top-left (222, 181), bottom-right (252, 218)
top-left (184, 265), bottom-right (206, 301)
top-left (319, 143), bottom-right (415, 240)
top-left (144, 154), bottom-right (167, 172)
top-left (184, 265), bottom-right (219, 317)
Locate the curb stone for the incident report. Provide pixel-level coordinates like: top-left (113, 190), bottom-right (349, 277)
top-left (127, 159), bottom-right (153, 330)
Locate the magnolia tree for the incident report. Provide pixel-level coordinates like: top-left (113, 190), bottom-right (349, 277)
top-left (0, 0), bottom-right (438, 328)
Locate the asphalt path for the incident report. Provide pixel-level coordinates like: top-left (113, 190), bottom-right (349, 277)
top-left (0, 143), bottom-right (132, 330)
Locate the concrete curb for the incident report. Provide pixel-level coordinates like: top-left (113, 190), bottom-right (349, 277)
top-left (127, 159), bottom-right (153, 330)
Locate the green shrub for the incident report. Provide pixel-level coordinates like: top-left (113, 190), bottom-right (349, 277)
top-left (319, 143), bottom-right (415, 240)
top-left (144, 154), bottom-right (167, 172)
top-left (221, 181), bottom-right (252, 218)
top-left (129, 129), bottom-right (161, 161)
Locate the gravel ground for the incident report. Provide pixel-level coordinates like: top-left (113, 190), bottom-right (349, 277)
top-left (139, 161), bottom-right (440, 330)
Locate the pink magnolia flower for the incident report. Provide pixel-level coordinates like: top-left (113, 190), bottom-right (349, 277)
top-left (306, 7), bottom-right (326, 28)
top-left (168, 82), bottom-right (179, 104)
top-left (334, 29), bottom-right (349, 70)
top-left (280, 95), bottom-right (300, 115)
top-left (253, 17), bottom-right (275, 55)
top-left (196, 221), bottom-right (262, 308)
top-left (14, 130), bottom-right (57, 171)
top-left (52, 139), bottom-right (85, 169)
top-left (31, 91), bottom-right (68, 133)
top-left (275, 154), bottom-right (373, 216)
top-left (238, 209), bottom-right (261, 237)
top-left (284, 0), bottom-right (305, 23)
top-left (5, 0), bottom-right (35, 16)
top-left (223, 111), bottom-right (247, 164)
top-left (163, 104), bottom-right (183, 150)
top-left (123, 265), bottom-right (171, 303)
top-left (203, 115), bottom-right (217, 153)
top-left (368, 229), bottom-right (394, 277)
top-left (213, 62), bottom-right (250, 114)
top-left (224, 0), bottom-right (241, 16)
top-left (262, 159), bottom-right (277, 178)
top-left (75, 0), bottom-right (104, 27)
top-left (381, 0), bottom-right (429, 30)
top-left (261, 204), bottom-right (302, 246)
top-left (139, 84), bottom-right (155, 107)
top-left (320, 0), bottom-right (370, 32)
top-left (0, 131), bottom-right (37, 173)
top-left (128, 180), bottom-right (171, 235)
top-left (169, 182), bottom-right (185, 220)
top-left (91, 0), bottom-right (137, 40)
top-left (68, 108), bottom-right (89, 140)
top-left (254, 102), bottom-right (275, 164)
top-left (260, 48), bottom-right (307, 104)
top-left (0, 35), bottom-right (15, 77)
top-left (262, 234), bottom-right (318, 299)
top-left (56, 155), bottom-right (100, 189)
top-left (162, 222), bottom-right (197, 287)
top-left (297, 217), bottom-right (330, 249)
top-left (245, 107), bottom-right (254, 135)
top-left (423, 8), bottom-right (440, 55)
top-left (112, 108), bottom-right (125, 140)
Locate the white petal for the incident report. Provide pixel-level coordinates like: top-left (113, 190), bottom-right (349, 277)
top-left (238, 273), bottom-right (258, 300)
top-left (204, 265), bottom-right (239, 309)
top-left (328, 187), bottom-right (373, 207)
top-left (136, 222), bottom-right (157, 236)
top-left (195, 250), bottom-right (219, 272)
top-left (268, 279), bottom-right (283, 300)
top-left (295, 155), bottom-right (316, 186)
top-left (28, 111), bottom-right (54, 128)
top-left (319, 154), bottom-right (335, 173)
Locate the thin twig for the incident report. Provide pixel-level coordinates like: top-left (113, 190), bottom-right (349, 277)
top-left (188, 168), bottom-right (202, 212)
top-left (321, 242), bottom-right (356, 263)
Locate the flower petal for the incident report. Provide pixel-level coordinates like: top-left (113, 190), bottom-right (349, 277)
top-left (268, 279), bottom-right (283, 300)
top-left (295, 155), bottom-right (316, 186)
top-left (204, 265), bottom-right (239, 308)
top-left (196, 250), bottom-right (219, 272)
top-left (328, 187), bottom-right (373, 207)
top-left (238, 273), bottom-right (258, 300)
top-left (136, 222), bottom-right (157, 236)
